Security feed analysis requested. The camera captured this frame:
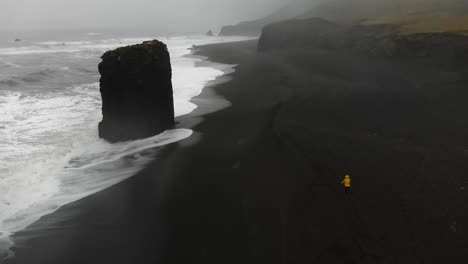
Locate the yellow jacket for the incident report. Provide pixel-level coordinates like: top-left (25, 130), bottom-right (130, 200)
top-left (341, 176), bottom-right (351, 187)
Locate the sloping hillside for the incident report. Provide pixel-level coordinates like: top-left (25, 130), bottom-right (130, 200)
top-left (219, 0), bottom-right (317, 36)
top-left (366, 1), bottom-right (468, 35)
top-left (301, 0), bottom-right (468, 34)
top-left (220, 0), bottom-right (468, 37)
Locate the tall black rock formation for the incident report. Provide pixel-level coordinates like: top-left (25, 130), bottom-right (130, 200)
top-left (98, 40), bottom-right (175, 142)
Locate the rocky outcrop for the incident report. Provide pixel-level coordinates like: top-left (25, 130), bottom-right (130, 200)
top-left (258, 17), bottom-right (468, 65)
top-left (98, 40), bottom-right (174, 142)
top-left (219, 21), bottom-right (269, 37)
top-left (393, 33), bottom-right (468, 62)
top-left (206, 30), bottom-right (214, 36)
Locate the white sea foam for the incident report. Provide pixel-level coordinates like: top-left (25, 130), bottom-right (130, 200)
top-left (0, 35), bottom-right (252, 259)
top-left (0, 85), bottom-right (194, 260)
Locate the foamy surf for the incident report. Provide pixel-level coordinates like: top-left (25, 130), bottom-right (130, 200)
top-left (0, 87), bottom-right (193, 260)
top-left (0, 34), bottom-right (252, 260)
top-left (0, 128), bottom-right (192, 259)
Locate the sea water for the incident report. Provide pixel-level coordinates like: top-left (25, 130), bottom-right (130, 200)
top-left (0, 32), bottom-right (249, 258)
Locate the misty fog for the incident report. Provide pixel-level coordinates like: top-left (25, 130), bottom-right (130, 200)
top-left (0, 0), bottom-right (314, 33)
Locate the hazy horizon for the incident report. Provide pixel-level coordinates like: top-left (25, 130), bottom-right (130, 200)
top-left (0, 0), bottom-right (312, 34)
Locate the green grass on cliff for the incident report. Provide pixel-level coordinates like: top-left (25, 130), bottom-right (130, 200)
top-left (366, 13), bottom-right (468, 35)
top-left (302, 0), bottom-right (468, 35)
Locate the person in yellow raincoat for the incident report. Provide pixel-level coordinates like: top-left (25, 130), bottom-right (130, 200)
top-left (341, 175), bottom-right (351, 194)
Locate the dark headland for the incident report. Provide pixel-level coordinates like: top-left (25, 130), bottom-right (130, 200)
top-left (6, 15), bottom-right (468, 264)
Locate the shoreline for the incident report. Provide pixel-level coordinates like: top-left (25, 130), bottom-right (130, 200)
top-left (0, 35), bottom-right (246, 260)
top-left (4, 40), bottom-right (255, 264)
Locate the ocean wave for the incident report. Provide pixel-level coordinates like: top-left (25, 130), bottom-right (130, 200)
top-left (1, 61), bottom-right (21, 68)
top-left (21, 69), bottom-right (56, 83)
top-left (0, 80), bottom-right (19, 87)
top-left (37, 41), bottom-right (93, 46)
top-left (0, 69), bottom-right (57, 86)
top-left (0, 46), bottom-right (80, 56)
top-left (0, 128), bottom-right (192, 260)
top-left (0, 38), bottom-right (152, 56)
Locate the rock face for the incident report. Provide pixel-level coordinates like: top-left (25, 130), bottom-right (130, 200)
top-left (258, 18), bottom-right (399, 55)
top-left (393, 33), bottom-right (468, 62)
top-left (98, 40), bottom-right (174, 142)
top-left (206, 30), bottom-right (214, 36)
top-left (258, 17), bottom-right (468, 64)
top-left (219, 22), bottom-right (267, 37)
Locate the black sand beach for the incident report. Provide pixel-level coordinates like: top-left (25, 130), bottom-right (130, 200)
top-left (6, 38), bottom-right (468, 264)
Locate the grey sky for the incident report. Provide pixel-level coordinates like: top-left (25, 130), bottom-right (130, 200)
top-left (1, 0), bottom-right (307, 33)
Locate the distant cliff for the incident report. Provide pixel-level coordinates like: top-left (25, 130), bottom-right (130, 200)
top-left (258, 17), bottom-right (468, 64)
top-left (219, 21), bottom-right (270, 37)
top-left (300, 0), bottom-right (468, 35)
top-left (219, 1), bottom-right (317, 36)
top-left (98, 40), bottom-right (174, 142)
top-left (258, 18), bottom-right (398, 55)
top-left (222, 0), bottom-right (468, 37)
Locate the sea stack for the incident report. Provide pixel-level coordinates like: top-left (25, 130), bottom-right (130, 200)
top-left (98, 40), bottom-right (175, 142)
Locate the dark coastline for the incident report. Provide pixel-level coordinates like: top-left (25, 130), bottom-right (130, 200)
top-left (5, 40), bottom-right (259, 264)
top-left (6, 38), bottom-right (468, 264)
